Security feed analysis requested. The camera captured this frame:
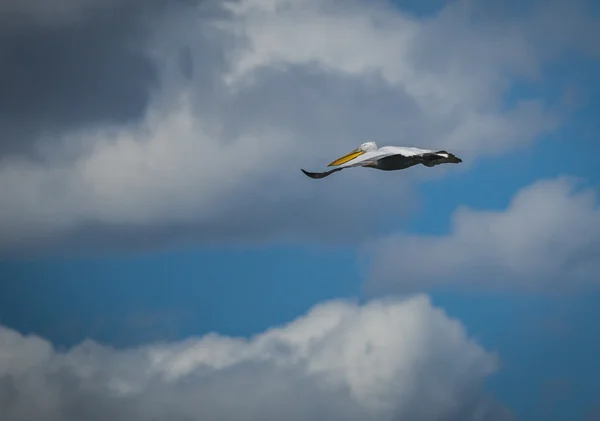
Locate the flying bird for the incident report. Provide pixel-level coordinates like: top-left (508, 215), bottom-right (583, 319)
top-left (301, 141), bottom-right (462, 179)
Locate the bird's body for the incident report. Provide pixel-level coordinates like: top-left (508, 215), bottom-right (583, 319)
top-left (301, 142), bottom-right (462, 179)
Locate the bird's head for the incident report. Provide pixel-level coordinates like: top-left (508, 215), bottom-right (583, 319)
top-left (327, 141), bottom-right (378, 167)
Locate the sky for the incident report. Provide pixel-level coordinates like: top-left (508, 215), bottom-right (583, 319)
top-left (0, 0), bottom-right (599, 420)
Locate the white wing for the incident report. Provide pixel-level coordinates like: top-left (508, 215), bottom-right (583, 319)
top-left (335, 146), bottom-right (436, 168)
top-left (334, 149), bottom-right (397, 168)
top-left (378, 146), bottom-right (437, 157)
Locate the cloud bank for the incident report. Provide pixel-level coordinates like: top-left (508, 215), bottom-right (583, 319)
top-left (1, 0), bottom-right (597, 253)
top-left (0, 294), bottom-right (511, 421)
top-left (367, 177), bottom-right (600, 294)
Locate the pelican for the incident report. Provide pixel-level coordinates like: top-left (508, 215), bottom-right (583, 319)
top-left (301, 141), bottom-right (462, 179)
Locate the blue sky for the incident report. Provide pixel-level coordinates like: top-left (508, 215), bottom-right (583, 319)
top-left (1, 1), bottom-right (599, 421)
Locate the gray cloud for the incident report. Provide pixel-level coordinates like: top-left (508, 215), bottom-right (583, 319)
top-left (0, 0), bottom-right (176, 157)
top-left (0, 295), bottom-right (512, 421)
top-left (0, 0), bottom-right (139, 25)
top-left (366, 176), bottom-right (600, 294)
top-left (0, 0), bottom-right (596, 253)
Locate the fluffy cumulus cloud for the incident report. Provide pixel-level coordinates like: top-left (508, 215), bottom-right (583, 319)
top-left (0, 0), bottom-right (597, 253)
top-left (366, 177), bottom-right (600, 294)
top-left (0, 295), bottom-right (512, 421)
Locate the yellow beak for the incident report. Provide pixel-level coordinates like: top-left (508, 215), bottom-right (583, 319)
top-left (327, 148), bottom-right (365, 167)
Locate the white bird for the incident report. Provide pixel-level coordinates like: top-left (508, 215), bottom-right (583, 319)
top-left (301, 141), bottom-right (462, 179)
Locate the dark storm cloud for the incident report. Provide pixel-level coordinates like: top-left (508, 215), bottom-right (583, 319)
top-left (0, 0), bottom-right (178, 157)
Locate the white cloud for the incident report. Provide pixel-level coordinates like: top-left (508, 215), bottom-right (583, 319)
top-left (0, 295), bottom-right (512, 421)
top-left (221, 0), bottom-right (526, 109)
top-left (0, 0), bottom-right (593, 252)
top-left (217, 0), bottom-right (561, 153)
top-left (366, 176), bottom-right (600, 294)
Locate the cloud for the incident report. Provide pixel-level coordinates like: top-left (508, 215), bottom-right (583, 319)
top-left (0, 294), bottom-right (512, 421)
top-left (0, 0), bottom-right (596, 253)
top-left (0, 0), bottom-right (170, 158)
top-left (218, 0), bottom-right (563, 154)
top-left (366, 176), bottom-right (600, 294)
top-left (0, 0), bottom-right (156, 26)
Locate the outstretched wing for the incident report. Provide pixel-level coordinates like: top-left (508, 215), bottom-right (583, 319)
top-left (300, 149), bottom-right (395, 179)
top-left (332, 149), bottom-right (397, 168)
top-left (381, 146), bottom-right (458, 166)
top-left (379, 146), bottom-right (436, 157)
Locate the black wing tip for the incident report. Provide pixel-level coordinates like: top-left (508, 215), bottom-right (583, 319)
top-left (302, 168), bottom-right (335, 179)
top-left (301, 169), bottom-right (320, 179)
top-left (301, 167), bottom-right (344, 179)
